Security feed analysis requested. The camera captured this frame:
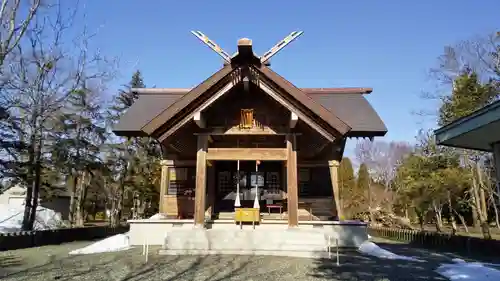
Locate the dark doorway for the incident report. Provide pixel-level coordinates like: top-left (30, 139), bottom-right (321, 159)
top-left (214, 160), bottom-right (284, 213)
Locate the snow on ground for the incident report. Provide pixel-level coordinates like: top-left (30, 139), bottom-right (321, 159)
top-left (0, 204), bottom-right (65, 233)
top-left (69, 213), bottom-right (163, 255)
top-left (358, 240), bottom-right (424, 262)
top-left (359, 240), bottom-right (500, 280)
top-left (69, 232), bottom-right (132, 255)
top-left (435, 258), bottom-right (500, 280)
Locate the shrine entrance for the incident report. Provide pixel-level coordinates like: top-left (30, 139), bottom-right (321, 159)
top-left (214, 160), bottom-right (285, 214)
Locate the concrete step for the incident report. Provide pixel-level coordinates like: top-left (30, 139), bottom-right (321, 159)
top-left (159, 249), bottom-right (333, 259)
top-left (163, 229), bottom-right (331, 252)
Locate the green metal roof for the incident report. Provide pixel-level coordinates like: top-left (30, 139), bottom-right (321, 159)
top-left (434, 99), bottom-right (500, 152)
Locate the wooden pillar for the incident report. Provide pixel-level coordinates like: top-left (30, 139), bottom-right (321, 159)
top-left (206, 163), bottom-right (216, 219)
top-left (286, 134), bottom-right (298, 227)
top-left (194, 135), bottom-right (208, 226)
top-left (328, 160), bottom-right (343, 220)
top-left (159, 160), bottom-right (169, 214)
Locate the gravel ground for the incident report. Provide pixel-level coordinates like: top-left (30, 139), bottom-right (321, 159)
top-left (0, 238), bottom-right (489, 281)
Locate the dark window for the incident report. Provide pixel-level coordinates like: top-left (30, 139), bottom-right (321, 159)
top-left (299, 167), bottom-right (333, 197)
top-left (167, 167), bottom-right (196, 196)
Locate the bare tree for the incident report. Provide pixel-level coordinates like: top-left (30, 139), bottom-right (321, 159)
top-left (355, 139), bottom-right (412, 211)
top-left (0, 0), bottom-right (43, 67)
top-left (1, 1), bottom-right (115, 230)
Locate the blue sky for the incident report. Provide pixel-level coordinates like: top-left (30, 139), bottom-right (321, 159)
top-left (75, 1), bottom-right (498, 157)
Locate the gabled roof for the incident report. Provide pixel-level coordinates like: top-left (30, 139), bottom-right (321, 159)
top-left (113, 87), bottom-right (387, 138)
top-left (133, 63), bottom-right (352, 141)
top-left (113, 39), bottom-right (387, 140)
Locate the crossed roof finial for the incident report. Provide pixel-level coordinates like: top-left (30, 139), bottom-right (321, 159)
top-left (190, 30), bottom-right (304, 65)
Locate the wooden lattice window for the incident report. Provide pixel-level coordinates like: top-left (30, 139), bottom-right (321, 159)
top-left (240, 109), bottom-right (254, 129)
top-left (218, 171), bottom-right (233, 194)
top-left (298, 168), bottom-right (311, 196)
top-left (266, 171), bottom-right (280, 189)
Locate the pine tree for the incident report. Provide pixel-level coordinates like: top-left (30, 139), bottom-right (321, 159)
top-left (105, 70), bottom-right (160, 224)
top-left (51, 84), bottom-right (106, 226)
top-left (439, 69), bottom-right (497, 126)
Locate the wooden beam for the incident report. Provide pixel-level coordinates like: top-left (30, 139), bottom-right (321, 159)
top-left (194, 135), bottom-right (208, 226)
top-left (286, 134), bottom-right (298, 227)
top-left (328, 160), bottom-right (343, 220)
top-left (196, 126), bottom-right (293, 136)
top-left (206, 148), bottom-right (287, 161)
top-left (159, 160), bottom-right (196, 166)
top-left (290, 112), bottom-right (298, 129)
top-left (298, 161), bottom-right (329, 167)
top-left (193, 111), bottom-right (205, 128)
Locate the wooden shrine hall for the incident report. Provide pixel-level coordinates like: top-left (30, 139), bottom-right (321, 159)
top-left (113, 31), bottom-right (387, 228)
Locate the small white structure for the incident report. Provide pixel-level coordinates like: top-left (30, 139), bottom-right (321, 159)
top-left (0, 184), bottom-right (71, 220)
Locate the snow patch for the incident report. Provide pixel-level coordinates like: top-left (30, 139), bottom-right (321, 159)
top-left (436, 259), bottom-right (500, 280)
top-left (0, 204), bottom-right (65, 233)
top-left (69, 232), bottom-right (131, 255)
top-left (148, 213), bottom-right (168, 220)
top-left (358, 241), bottom-right (423, 262)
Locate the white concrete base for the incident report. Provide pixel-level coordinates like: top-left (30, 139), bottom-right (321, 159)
top-left (159, 249), bottom-right (332, 259)
top-left (128, 218), bottom-right (368, 250)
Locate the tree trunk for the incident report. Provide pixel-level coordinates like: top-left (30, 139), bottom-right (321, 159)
top-left (21, 133), bottom-right (36, 231)
top-left (110, 187), bottom-right (124, 227)
top-left (454, 210), bottom-right (469, 233)
top-left (75, 172), bottom-right (87, 226)
top-left (471, 203), bottom-right (479, 228)
top-left (473, 162), bottom-right (492, 239)
top-left (447, 191), bottom-right (457, 235)
top-left (68, 175), bottom-right (78, 225)
top-left (28, 137), bottom-right (43, 230)
top-left (416, 210), bottom-right (425, 231)
top-left (477, 163), bottom-right (489, 222)
top-left (433, 201), bottom-right (443, 232)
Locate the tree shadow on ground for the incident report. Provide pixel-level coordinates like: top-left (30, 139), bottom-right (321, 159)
top-left (6, 242), bottom-right (494, 280)
top-left (310, 245), bottom-right (449, 281)
top-left (1, 247), bottom-right (285, 281)
top-left (0, 254), bottom-right (24, 276)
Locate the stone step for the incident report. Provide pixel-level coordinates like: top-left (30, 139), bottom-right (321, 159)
top-left (159, 249), bottom-right (333, 259)
top-left (163, 229), bottom-right (332, 252)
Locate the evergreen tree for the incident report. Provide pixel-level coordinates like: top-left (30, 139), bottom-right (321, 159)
top-left (105, 70), bottom-right (160, 224)
top-left (51, 84), bottom-right (107, 225)
top-left (338, 157), bottom-right (355, 218)
top-left (437, 68), bottom-right (495, 238)
top-left (439, 69), bottom-right (497, 126)
top-left (357, 163), bottom-right (370, 193)
top-left (357, 163), bottom-right (372, 221)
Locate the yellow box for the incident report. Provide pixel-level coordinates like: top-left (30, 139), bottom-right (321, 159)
top-left (234, 208), bottom-right (260, 223)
